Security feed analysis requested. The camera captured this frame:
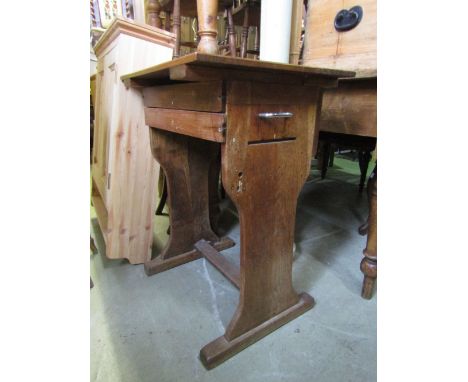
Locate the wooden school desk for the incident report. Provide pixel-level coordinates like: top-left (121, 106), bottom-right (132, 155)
top-left (122, 53), bottom-right (353, 368)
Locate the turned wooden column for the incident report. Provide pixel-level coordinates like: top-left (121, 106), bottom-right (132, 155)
top-left (90, 0), bottom-right (97, 26)
top-left (226, 7), bottom-right (237, 57)
top-left (358, 150), bottom-right (372, 192)
top-left (253, 26), bottom-right (260, 59)
top-left (125, 0), bottom-right (132, 18)
top-left (172, 0), bottom-right (181, 58)
top-left (240, 6), bottom-right (249, 58)
top-left (147, 0), bottom-right (162, 28)
top-left (196, 0), bottom-right (219, 54)
top-left (164, 11), bottom-right (171, 31)
top-left (360, 166), bottom-right (377, 299)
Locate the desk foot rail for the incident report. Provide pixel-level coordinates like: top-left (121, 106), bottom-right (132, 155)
top-left (144, 236), bottom-right (235, 276)
top-left (194, 239), bottom-right (240, 289)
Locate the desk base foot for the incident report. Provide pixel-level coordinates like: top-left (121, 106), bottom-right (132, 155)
top-left (199, 292), bottom-right (315, 369)
top-left (144, 237), bottom-right (235, 276)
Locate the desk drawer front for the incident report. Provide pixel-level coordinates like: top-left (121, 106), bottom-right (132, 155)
top-left (227, 81), bottom-right (319, 144)
top-left (243, 104), bottom-right (302, 143)
top-left (142, 81), bottom-right (224, 112)
top-left (320, 83), bottom-right (376, 137)
top-left (145, 108), bottom-right (225, 143)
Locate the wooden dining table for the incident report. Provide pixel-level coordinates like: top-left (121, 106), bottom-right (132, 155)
top-left (122, 52), bottom-right (353, 368)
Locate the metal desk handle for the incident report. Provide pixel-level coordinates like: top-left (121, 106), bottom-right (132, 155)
top-left (258, 112), bottom-right (293, 119)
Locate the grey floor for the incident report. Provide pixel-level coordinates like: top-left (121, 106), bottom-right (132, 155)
top-left (90, 156), bottom-right (377, 382)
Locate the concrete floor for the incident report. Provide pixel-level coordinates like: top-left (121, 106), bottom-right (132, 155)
top-left (90, 156), bottom-right (377, 382)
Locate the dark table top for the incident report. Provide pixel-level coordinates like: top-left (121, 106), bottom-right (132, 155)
top-left (121, 53), bottom-right (355, 86)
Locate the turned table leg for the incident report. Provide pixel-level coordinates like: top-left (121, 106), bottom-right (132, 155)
top-left (358, 150), bottom-right (372, 192)
top-left (144, 129), bottom-right (234, 276)
top-left (172, 0), bottom-right (181, 58)
top-left (360, 166), bottom-right (377, 299)
top-left (196, 0), bottom-right (219, 54)
top-left (146, 0), bottom-right (162, 28)
top-left (321, 141), bottom-right (331, 179)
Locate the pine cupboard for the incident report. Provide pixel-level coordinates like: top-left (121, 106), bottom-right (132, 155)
top-left (303, 0), bottom-right (376, 77)
top-left (91, 18), bottom-right (175, 264)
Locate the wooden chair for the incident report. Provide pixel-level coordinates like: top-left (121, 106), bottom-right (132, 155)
top-left (223, 0), bottom-right (260, 58)
top-left (148, 0), bottom-right (303, 60)
top-left (221, 0), bottom-right (304, 62)
top-left (146, 0), bottom-right (221, 57)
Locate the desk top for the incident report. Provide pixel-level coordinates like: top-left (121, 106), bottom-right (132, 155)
top-left (122, 53), bottom-right (355, 86)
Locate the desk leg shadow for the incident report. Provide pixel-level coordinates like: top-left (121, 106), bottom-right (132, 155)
top-left (144, 129), bottom-right (235, 276)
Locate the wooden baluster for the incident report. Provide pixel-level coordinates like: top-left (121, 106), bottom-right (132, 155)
top-left (164, 12), bottom-right (171, 31)
top-left (289, 0), bottom-right (303, 64)
top-left (240, 5), bottom-right (249, 58)
top-left (196, 0), bottom-right (219, 54)
top-left (90, 0), bottom-right (97, 27)
top-left (253, 26), bottom-right (260, 59)
top-left (172, 0), bottom-right (181, 58)
top-left (125, 0), bottom-right (132, 19)
top-left (221, 28), bottom-right (230, 55)
top-left (226, 7), bottom-right (237, 57)
top-left (147, 0), bottom-right (162, 28)
top-left (360, 166), bottom-right (377, 299)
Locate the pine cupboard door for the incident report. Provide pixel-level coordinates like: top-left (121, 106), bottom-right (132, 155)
top-left (92, 47), bottom-right (118, 204)
top-left (303, 0), bottom-right (376, 76)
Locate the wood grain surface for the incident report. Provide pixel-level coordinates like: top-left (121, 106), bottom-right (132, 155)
top-left (303, 0), bottom-right (376, 76)
top-left (145, 108), bottom-right (225, 142)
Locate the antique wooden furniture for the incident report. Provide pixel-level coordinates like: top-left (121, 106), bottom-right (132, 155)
top-left (91, 18), bottom-right (175, 264)
top-left (317, 141), bottom-right (374, 193)
top-left (320, 76), bottom-right (377, 298)
top-left (289, 0), bottom-right (305, 64)
top-left (303, 0), bottom-right (376, 76)
top-left (146, 0), bottom-right (219, 54)
top-left (317, 77), bottom-right (376, 192)
top-left (224, 0), bottom-right (260, 58)
top-left (359, 165), bottom-right (376, 298)
top-left (224, 0), bottom-right (302, 62)
top-left (146, 0), bottom-right (304, 64)
top-left (303, 0), bottom-right (377, 298)
top-left (123, 53), bottom-right (352, 368)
